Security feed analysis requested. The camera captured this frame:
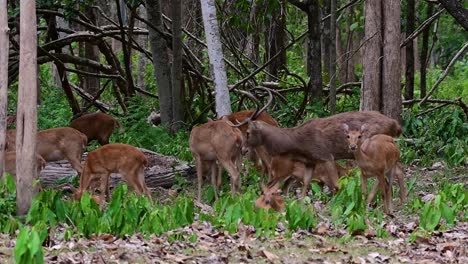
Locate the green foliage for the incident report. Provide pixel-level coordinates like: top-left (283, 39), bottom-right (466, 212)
top-left (285, 200), bottom-right (317, 231)
top-left (330, 175), bottom-right (367, 234)
top-left (401, 107), bottom-right (467, 167)
top-left (0, 175), bottom-right (20, 234)
top-left (14, 224), bottom-right (46, 264)
top-left (419, 182), bottom-right (467, 231)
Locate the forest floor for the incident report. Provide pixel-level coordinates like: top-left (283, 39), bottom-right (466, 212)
top-left (0, 165), bottom-right (466, 263)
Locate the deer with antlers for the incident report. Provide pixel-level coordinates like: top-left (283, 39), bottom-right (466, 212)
top-left (190, 119), bottom-right (244, 201)
top-left (233, 88), bottom-right (403, 201)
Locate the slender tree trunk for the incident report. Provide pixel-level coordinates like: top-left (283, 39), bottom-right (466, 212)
top-left (266, 0), bottom-right (286, 81)
top-left (329, 0), bottom-right (337, 113)
top-left (404, 0), bottom-right (415, 100)
top-left (322, 0), bottom-right (331, 78)
top-left (382, 0), bottom-right (402, 122)
top-left (16, 0), bottom-right (38, 215)
top-left (83, 9), bottom-right (100, 98)
top-left (247, 0), bottom-right (260, 64)
top-left (172, 0), bottom-right (184, 131)
top-left (0, 0), bottom-right (8, 174)
top-left (361, 0), bottom-right (382, 111)
top-left (136, 6), bottom-right (147, 89)
top-left (307, 1), bottom-right (323, 99)
top-left (116, 0), bottom-right (135, 97)
top-left (146, 0), bottom-right (173, 125)
top-left (200, 0), bottom-right (231, 117)
top-left (420, 4), bottom-right (434, 99)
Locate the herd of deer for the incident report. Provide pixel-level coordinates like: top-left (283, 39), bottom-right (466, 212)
top-left (3, 98), bottom-right (407, 214)
top-left (3, 112), bottom-right (151, 205)
top-left (190, 93), bottom-right (407, 214)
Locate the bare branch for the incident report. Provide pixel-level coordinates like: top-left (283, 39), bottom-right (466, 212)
top-left (401, 7), bottom-right (444, 48)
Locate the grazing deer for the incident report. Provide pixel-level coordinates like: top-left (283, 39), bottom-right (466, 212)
top-left (4, 151), bottom-right (46, 177)
top-left (75, 143), bottom-right (152, 204)
top-left (275, 159), bottom-right (353, 198)
top-left (342, 123), bottom-right (405, 214)
top-left (255, 184), bottom-right (285, 212)
top-left (37, 127), bottom-right (88, 175)
top-left (70, 112), bottom-right (122, 145)
top-left (221, 110), bottom-right (279, 179)
top-left (190, 119), bottom-right (243, 201)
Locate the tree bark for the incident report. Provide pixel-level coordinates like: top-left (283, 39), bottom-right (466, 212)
top-left (200, 0), bottom-right (231, 117)
top-left (146, 0), bottom-right (173, 125)
top-left (16, 0), bottom-right (39, 215)
top-left (438, 0), bottom-right (468, 31)
top-left (115, 0), bottom-right (135, 97)
top-left (382, 0), bottom-right (402, 122)
top-left (404, 0), bottom-right (415, 100)
top-left (420, 4), bottom-right (434, 99)
top-left (322, 0), bottom-right (331, 78)
top-left (0, 0), bottom-right (8, 175)
top-left (329, 0), bottom-right (337, 113)
top-left (83, 9), bottom-right (100, 98)
top-left (265, 0), bottom-right (287, 81)
top-left (171, 0), bottom-right (184, 131)
top-left (307, 1), bottom-right (323, 99)
top-left (361, 0), bottom-right (382, 111)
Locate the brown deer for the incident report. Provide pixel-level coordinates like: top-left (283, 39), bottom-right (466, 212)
top-left (4, 151), bottom-right (47, 177)
top-left (221, 110), bottom-right (279, 179)
top-left (342, 123), bottom-right (405, 214)
top-left (75, 143), bottom-right (152, 204)
top-left (255, 184), bottom-right (285, 212)
top-left (273, 159), bottom-right (353, 198)
top-left (5, 129), bottom-right (16, 152)
top-left (37, 127), bottom-right (88, 175)
top-left (70, 112), bottom-right (122, 145)
top-left (190, 119), bottom-right (243, 201)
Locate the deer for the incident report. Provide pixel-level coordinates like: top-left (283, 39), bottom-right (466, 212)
top-left (37, 127), bottom-right (88, 175)
top-left (342, 123), bottom-right (405, 214)
top-left (74, 143), bottom-right (152, 204)
top-left (189, 119), bottom-right (243, 201)
top-left (6, 127), bottom-right (87, 175)
top-left (70, 112), bottom-right (122, 145)
top-left (4, 151), bottom-right (47, 177)
top-left (274, 159), bottom-right (353, 197)
top-left (255, 184), bottom-right (285, 212)
top-left (221, 109), bottom-right (279, 180)
top-left (234, 87), bottom-right (402, 201)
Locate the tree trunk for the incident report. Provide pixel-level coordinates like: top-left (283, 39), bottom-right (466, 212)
top-left (382, 0), bottom-right (402, 122)
top-left (265, 0), bottom-right (287, 81)
top-left (16, 0), bottom-right (39, 215)
top-left (136, 6), bottom-right (148, 89)
top-left (361, 0), bottom-right (382, 111)
top-left (146, 0), bottom-right (173, 125)
top-left (322, 0), bottom-right (331, 78)
top-left (0, 0), bottom-right (8, 174)
top-left (329, 0), bottom-right (337, 113)
top-left (246, 0), bottom-right (260, 64)
top-left (420, 4), bottom-right (434, 99)
top-left (171, 0), bottom-right (184, 132)
top-left (404, 0), bottom-right (415, 100)
top-left (438, 0), bottom-right (468, 31)
top-left (307, 1), bottom-right (323, 99)
top-left (200, 0), bottom-right (231, 117)
top-left (83, 9), bottom-right (100, 98)
top-left (116, 0), bottom-right (135, 97)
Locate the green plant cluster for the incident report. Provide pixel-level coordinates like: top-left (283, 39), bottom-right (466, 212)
top-left (419, 182), bottom-right (467, 231)
top-left (401, 107), bottom-right (467, 167)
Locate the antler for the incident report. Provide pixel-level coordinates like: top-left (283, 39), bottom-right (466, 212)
top-left (231, 87), bottom-right (273, 127)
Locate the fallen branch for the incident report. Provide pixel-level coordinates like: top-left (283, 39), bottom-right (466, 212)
top-left (404, 97), bottom-right (468, 117)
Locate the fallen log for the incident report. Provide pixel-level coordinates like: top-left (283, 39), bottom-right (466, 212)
top-left (39, 148), bottom-right (195, 189)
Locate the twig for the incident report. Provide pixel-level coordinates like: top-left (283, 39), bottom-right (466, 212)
top-left (419, 42), bottom-right (468, 105)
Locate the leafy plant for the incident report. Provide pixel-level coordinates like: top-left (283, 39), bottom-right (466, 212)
top-left (14, 224), bottom-right (46, 264)
top-left (285, 200), bottom-right (317, 231)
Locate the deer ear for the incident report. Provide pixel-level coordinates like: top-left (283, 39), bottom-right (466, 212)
top-left (342, 123), bottom-right (349, 133)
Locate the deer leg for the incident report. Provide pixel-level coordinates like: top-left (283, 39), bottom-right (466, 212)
top-left (282, 177), bottom-right (294, 196)
top-left (64, 150), bottom-right (83, 175)
top-left (216, 162), bottom-right (223, 188)
top-left (210, 161), bottom-right (219, 200)
top-left (367, 179), bottom-right (380, 205)
top-left (137, 167), bottom-right (153, 204)
top-left (301, 166), bottom-right (313, 199)
top-left (360, 172), bottom-right (368, 201)
top-left (220, 159), bottom-right (240, 196)
top-left (378, 175), bottom-right (392, 214)
top-left (99, 173), bottom-right (110, 204)
top-left (195, 157), bottom-right (204, 202)
top-left (395, 163), bottom-right (407, 203)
